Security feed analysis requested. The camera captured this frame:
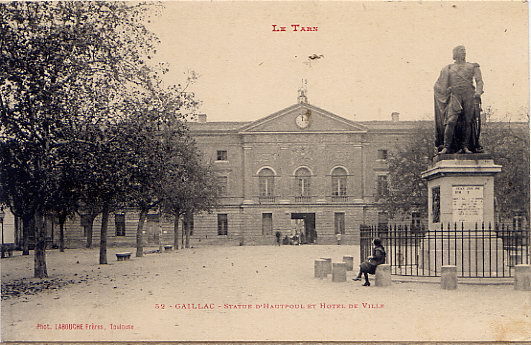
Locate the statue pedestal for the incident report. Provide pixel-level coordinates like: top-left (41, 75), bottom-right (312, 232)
top-left (420, 154), bottom-right (504, 276)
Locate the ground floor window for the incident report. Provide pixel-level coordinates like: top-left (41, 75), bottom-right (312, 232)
top-left (334, 212), bottom-right (345, 234)
top-left (115, 213), bottom-right (126, 236)
top-left (217, 214), bottom-right (228, 235)
top-left (411, 211), bottom-right (421, 231)
top-left (262, 213), bottom-right (273, 235)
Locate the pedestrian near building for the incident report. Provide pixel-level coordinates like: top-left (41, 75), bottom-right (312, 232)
top-left (336, 233), bottom-right (342, 245)
top-left (353, 238), bottom-right (386, 286)
top-left (275, 231), bottom-right (281, 246)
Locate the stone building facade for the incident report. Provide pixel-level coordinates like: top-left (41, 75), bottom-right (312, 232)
top-left (6, 96), bottom-right (426, 248)
top-left (181, 97), bottom-right (416, 246)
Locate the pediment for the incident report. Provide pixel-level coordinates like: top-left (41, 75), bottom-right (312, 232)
top-left (238, 103), bottom-right (367, 133)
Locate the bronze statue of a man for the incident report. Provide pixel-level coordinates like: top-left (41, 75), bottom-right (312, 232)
top-left (434, 45), bottom-right (484, 154)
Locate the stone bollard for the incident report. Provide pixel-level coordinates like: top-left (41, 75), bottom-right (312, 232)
top-left (332, 262), bottom-right (347, 282)
top-left (375, 264), bottom-right (392, 287)
top-left (441, 265), bottom-right (457, 290)
top-left (342, 256), bottom-right (354, 271)
top-left (320, 257), bottom-right (332, 275)
top-left (514, 264), bottom-right (531, 291)
top-left (314, 259), bottom-right (328, 279)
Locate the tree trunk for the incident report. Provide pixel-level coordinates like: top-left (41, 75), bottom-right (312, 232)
top-left (185, 212), bottom-right (191, 249)
top-left (86, 214), bottom-right (96, 249)
top-left (99, 204), bottom-right (110, 264)
top-left (58, 214), bottom-right (66, 252)
top-left (173, 214), bottom-right (180, 250)
top-left (181, 218), bottom-right (184, 249)
top-left (33, 210), bottom-right (48, 278)
top-left (135, 208), bottom-right (148, 257)
top-left (59, 221), bottom-right (65, 252)
top-left (22, 213), bottom-right (32, 255)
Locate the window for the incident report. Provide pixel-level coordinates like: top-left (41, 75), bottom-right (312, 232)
top-left (376, 175), bottom-right (388, 199)
top-left (262, 213), bottom-right (273, 235)
top-left (115, 213), bottom-right (126, 236)
top-left (513, 211), bottom-right (524, 230)
top-left (331, 167), bottom-right (347, 196)
top-left (377, 149), bottom-right (388, 160)
top-left (377, 211), bottom-right (389, 236)
top-left (258, 168), bottom-right (275, 201)
top-left (411, 211), bottom-right (421, 232)
top-left (334, 213), bottom-right (345, 235)
top-left (217, 214), bottom-right (228, 235)
top-left (182, 213), bottom-right (194, 236)
top-left (295, 168), bottom-right (311, 196)
top-left (217, 176), bottom-right (228, 196)
top-left (216, 150), bottom-right (228, 161)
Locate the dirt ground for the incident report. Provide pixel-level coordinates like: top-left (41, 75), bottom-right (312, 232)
top-left (1, 244), bottom-right (530, 342)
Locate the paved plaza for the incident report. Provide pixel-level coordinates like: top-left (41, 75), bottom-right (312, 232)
top-left (1, 245), bottom-right (530, 342)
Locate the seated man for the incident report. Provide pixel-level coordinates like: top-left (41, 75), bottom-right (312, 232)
top-left (353, 239), bottom-right (386, 286)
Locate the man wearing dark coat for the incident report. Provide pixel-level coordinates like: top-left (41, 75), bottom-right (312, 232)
top-left (434, 45), bottom-right (484, 154)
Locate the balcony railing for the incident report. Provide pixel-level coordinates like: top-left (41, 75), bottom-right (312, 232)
top-left (331, 195), bottom-right (349, 202)
top-left (294, 196), bottom-right (312, 203)
top-left (258, 196), bottom-right (276, 203)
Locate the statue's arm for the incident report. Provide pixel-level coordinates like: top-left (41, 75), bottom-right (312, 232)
top-left (434, 66), bottom-right (450, 102)
top-left (473, 64), bottom-right (484, 96)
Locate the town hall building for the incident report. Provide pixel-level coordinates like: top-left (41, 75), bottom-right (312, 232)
top-left (181, 91), bottom-right (418, 246)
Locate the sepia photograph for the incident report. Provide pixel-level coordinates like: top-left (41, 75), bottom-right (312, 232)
top-left (1, 1), bottom-right (530, 344)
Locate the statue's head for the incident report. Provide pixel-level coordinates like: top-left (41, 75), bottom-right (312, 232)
top-left (452, 45), bottom-right (466, 60)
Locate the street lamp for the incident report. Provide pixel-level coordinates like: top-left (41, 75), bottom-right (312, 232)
top-left (0, 207), bottom-right (5, 258)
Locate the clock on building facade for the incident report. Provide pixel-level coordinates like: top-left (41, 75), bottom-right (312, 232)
top-left (295, 110), bottom-right (311, 128)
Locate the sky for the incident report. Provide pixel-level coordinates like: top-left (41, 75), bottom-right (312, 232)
top-left (146, 1), bottom-right (529, 123)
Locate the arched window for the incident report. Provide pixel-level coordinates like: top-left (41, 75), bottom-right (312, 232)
top-left (295, 167), bottom-right (311, 202)
top-left (258, 168), bottom-right (275, 202)
top-left (331, 167), bottom-right (347, 200)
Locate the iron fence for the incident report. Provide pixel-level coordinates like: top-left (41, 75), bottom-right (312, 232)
top-left (360, 223), bottom-right (530, 278)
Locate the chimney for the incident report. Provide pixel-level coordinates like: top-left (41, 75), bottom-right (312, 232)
top-left (391, 112), bottom-right (400, 122)
top-left (197, 114), bottom-right (207, 123)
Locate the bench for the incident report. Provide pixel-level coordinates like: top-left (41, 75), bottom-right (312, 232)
top-left (164, 245), bottom-right (173, 252)
top-left (116, 252), bottom-right (132, 261)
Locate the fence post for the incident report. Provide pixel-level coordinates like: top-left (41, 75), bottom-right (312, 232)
top-left (332, 262), bottom-right (347, 282)
top-left (514, 264), bottom-right (531, 291)
top-left (375, 264), bottom-right (391, 287)
top-left (342, 256), bottom-right (354, 271)
top-left (441, 265), bottom-right (457, 290)
top-left (314, 259), bottom-right (328, 279)
top-left (320, 257), bottom-right (332, 275)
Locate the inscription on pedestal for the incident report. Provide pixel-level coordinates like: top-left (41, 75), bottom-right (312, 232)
top-left (452, 185), bottom-right (484, 224)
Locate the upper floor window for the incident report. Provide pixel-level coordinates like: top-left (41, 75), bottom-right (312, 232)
top-left (258, 168), bottom-right (275, 197)
top-left (216, 150), bottom-right (228, 161)
top-left (217, 176), bottom-right (228, 196)
top-left (377, 149), bottom-right (388, 160)
top-left (331, 167), bottom-right (347, 196)
top-left (295, 167), bottom-right (311, 197)
top-left (376, 175), bottom-right (388, 199)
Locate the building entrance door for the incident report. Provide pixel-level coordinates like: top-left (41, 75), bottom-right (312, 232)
top-left (291, 213), bottom-right (316, 244)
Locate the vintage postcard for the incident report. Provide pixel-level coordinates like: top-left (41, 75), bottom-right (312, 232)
top-left (1, 1), bottom-right (529, 344)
